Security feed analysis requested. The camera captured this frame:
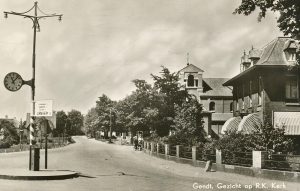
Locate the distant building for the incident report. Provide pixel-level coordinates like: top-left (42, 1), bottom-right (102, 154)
top-left (178, 63), bottom-right (233, 137)
top-left (223, 37), bottom-right (300, 135)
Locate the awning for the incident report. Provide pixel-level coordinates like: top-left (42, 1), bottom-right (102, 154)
top-left (237, 113), bottom-right (262, 134)
top-left (221, 116), bottom-right (242, 134)
top-left (274, 112), bottom-right (300, 135)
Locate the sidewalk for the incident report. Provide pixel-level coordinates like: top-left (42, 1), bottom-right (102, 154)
top-left (136, 150), bottom-right (300, 191)
top-left (0, 143), bottom-right (78, 181)
top-left (0, 169), bottom-right (78, 180)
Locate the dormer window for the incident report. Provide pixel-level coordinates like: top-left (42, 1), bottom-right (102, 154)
top-left (287, 50), bottom-right (296, 61)
top-left (284, 40), bottom-right (298, 62)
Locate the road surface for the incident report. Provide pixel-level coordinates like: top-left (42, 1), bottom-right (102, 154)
top-left (0, 136), bottom-right (299, 191)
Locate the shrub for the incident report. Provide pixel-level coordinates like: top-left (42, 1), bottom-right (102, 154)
top-left (0, 141), bottom-right (10, 149)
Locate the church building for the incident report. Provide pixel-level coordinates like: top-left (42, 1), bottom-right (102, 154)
top-left (177, 62), bottom-right (233, 137)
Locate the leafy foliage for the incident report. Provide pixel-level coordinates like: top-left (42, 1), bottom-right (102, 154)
top-left (83, 107), bottom-right (99, 137)
top-left (84, 66), bottom-right (198, 141)
top-left (95, 94), bottom-right (116, 137)
top-left (215, 123), bottom-right (294, 153)
top-left (234, 0), bottom-right (300, 38)
top-left (67, 109), bottom-right (84, 136)
top-left (169, 98), bottom-right (206, 146)
top-left (0, 120), bottom-right (19, 148)
top-left (53, 110), bottom-right (68, 136)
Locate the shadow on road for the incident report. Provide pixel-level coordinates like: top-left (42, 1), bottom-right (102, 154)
top-left (77, 171), bottom-right (149, 179)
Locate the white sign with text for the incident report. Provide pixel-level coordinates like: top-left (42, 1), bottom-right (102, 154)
top-left (32, 100), bottom-right (53, 116)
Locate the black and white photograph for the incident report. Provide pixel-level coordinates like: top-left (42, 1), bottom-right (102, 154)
top-left (0, 0), bottom-right (300, 190)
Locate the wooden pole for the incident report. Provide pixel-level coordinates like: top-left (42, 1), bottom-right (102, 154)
top-left (45, 121), bottom-right (48, 169)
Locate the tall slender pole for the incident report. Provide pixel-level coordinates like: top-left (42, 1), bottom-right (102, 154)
top-left (109, 108), bottom-right (112, 143)
top-left (45, 121), bottom-right (48, 169)
top-left (4, 2), bottom-right (62, 171)
top-left (29, 1), bottom-right (38, 171)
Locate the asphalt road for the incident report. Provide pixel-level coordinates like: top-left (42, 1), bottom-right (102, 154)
top-left (0, 136), bottom-right (299, 191)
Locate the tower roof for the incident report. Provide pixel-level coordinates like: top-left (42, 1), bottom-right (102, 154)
top-left (178, 63), bottom-right (204, 73)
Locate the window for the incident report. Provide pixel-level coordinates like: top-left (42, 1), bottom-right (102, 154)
top-left (195, 80), bottom-right (198, 87)
top-left (187, 75), bottom-right (194, 87)
top-left (286, 76), bottom-right (298, 102)
top-left (209, 102), bottom-right (215, 111)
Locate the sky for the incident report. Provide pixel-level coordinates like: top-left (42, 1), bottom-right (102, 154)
top-left (0, 0), bottom-right (282, 120)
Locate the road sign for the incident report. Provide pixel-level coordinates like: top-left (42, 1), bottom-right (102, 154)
top-left (32, 100), bottom-right (53, 116)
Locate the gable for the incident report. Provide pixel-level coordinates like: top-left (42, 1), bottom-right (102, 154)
top-left (178, 64), bottom-right (204, 73)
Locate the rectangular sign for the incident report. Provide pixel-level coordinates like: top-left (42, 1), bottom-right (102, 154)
top-left (32, 100), bottom-right (53, 117)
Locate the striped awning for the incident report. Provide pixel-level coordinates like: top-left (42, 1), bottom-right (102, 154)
top-left (221, 116), bottom-right (242, 134)
top-left (237, 113), bottom-right (262, 134)
top-left (274, 112), bottom-right (300, 135)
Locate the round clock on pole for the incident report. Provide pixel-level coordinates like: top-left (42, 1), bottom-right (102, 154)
top-left (4, 72), bottom-right (24, 92)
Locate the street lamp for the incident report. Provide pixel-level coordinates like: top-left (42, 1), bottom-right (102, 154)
top-left (4, 2), bottom-right (62, 171)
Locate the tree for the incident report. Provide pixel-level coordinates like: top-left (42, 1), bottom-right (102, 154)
top-left (95, 94), bottom-right (116, 137)
top-left (151, 66), bottom-right (189, 106)
top-left (234, 0), bottom-right (300, 38)
top-left (53, 110), bottom-right (68, 137)
top-left (0, 120), bottom-right (19, 148)
top-left (67, 110), bottom-right (84, 136)
top-left (83, 107), bottom-right (99, 137)
top-left (169, 98), bottom-right (206, 146)
top-left (150, 66), bottom-right (190, 136)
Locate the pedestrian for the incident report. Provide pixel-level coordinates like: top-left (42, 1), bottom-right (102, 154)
top-left (134, 136), bottom-right (138, 150)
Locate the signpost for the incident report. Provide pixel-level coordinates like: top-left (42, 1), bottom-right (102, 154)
top-left (32, 100), bottom-right (54, 169)
top-left (3, 2), bottom-right (62, 171)
top-left (32, 100), bottom-right (53, 117)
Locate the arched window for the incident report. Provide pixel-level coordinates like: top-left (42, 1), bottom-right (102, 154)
top-left (187, 75), bottom-right (194, 87)
top-left (209, 102), bottom-right (215, 111)
top-left (230, 102), bottom-right (233, 112)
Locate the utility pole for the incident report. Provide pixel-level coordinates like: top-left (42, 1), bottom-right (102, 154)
top-left (4, 2), bottom-right (62, 171)
top-left (109, 108), bottom-right (112, 143)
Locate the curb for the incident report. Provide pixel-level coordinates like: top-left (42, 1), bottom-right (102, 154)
top-left (0, 170), bottom-right (79, 181)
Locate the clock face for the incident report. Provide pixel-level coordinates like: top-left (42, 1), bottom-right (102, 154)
top-left (4, 72), bottom-right (23, 92)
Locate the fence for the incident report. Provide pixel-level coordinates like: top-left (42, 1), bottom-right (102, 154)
top-left (222, 150), bottom-right (252, 167)
top-left (180, 146), bottom-right (192, 159)
top-left (158, 143), bottom-right (165, 154)
top-left (169, 145), bottom-right (177, 156)
top-left (264, 153), bottom-right (300, 172)
top-left (143, 142), bottom-right (300, 172)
